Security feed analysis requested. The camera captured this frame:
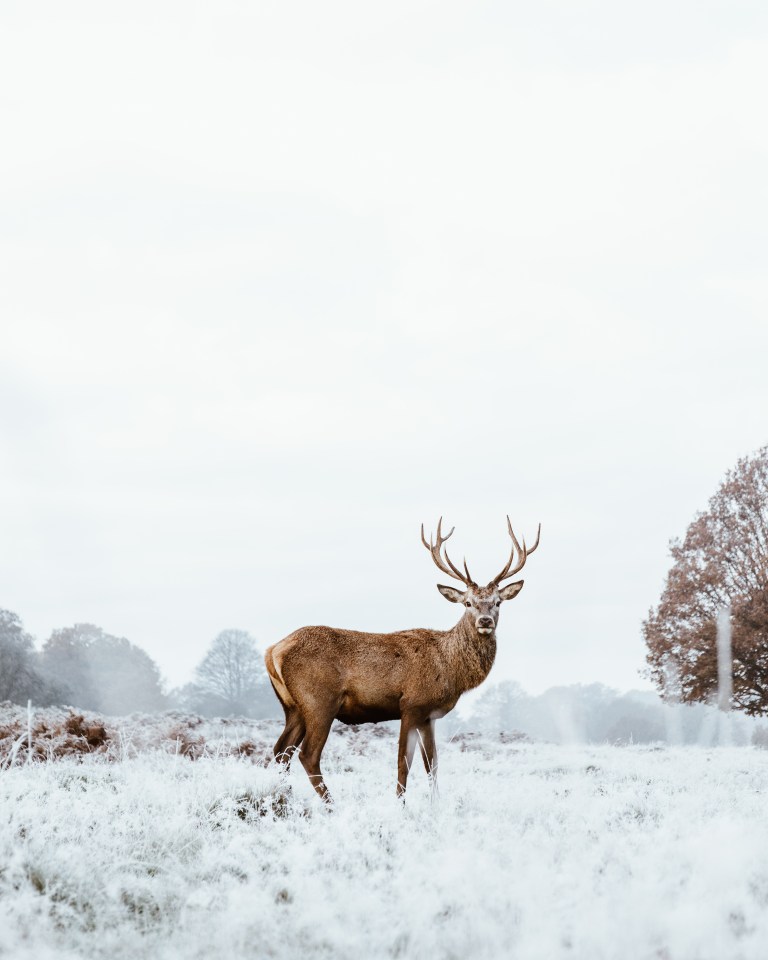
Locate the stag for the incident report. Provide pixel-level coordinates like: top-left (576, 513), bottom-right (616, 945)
top-left (264, 517), bottom-right (540, 802)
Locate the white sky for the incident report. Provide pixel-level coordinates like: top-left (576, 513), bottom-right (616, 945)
top-left (1, 0), bottom-right (767, 695)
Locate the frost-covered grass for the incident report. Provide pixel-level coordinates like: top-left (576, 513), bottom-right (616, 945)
top-left (2, 718), bottom-right (768, 960)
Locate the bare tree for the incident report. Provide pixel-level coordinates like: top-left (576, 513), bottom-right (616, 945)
top-left (190, 629), bottom-right (274, 717)
top-left (644, 445), bottom-right (768, 714)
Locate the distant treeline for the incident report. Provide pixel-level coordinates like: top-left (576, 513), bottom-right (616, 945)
top-left (0, 608), bottom-right (280, 719)
top-left (3, 606), bottom-right (765, 744)
top-left (446, 679), bottom-right (766, 746)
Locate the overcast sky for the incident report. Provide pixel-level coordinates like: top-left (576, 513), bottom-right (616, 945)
top-left (1, 0), bottom-right (767, 697)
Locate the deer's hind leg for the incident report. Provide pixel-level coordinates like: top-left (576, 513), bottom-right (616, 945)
top-left (295, 688), bottom-right (341, 804)
top-left (273, 707), bottom-right (306, 764)
top-left (299, 707), bottom-right (336, 804)
top-left (268, 669), bottom-right (305, 764)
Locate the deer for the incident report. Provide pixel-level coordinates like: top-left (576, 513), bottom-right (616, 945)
top-left (264, 517), bottom-right (540, 803)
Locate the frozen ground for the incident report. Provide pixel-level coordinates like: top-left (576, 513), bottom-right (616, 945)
top-left (1, 708), bottom-right (768, 960)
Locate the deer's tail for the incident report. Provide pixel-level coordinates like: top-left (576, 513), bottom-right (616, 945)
top-left (264, 643), bottom-right (296, 709)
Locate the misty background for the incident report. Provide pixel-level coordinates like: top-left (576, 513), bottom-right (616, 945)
top-left (2, 1), bottom-right (768, 701)
top-left (6, 602), bottom-right (768, 749)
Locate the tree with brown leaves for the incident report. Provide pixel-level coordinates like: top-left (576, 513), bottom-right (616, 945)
top-left (644, 445), bottom-right (768, 715)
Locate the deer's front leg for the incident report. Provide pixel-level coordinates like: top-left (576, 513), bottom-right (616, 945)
top-left (396, 714), bottom-right (418, 798)
top-left (418, 719), bottom-right (438, 794)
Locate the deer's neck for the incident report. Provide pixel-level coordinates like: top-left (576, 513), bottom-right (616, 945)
top-left (443, 612), bottom-right (497, 694)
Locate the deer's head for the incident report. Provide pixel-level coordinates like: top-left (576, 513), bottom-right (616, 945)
top-left (421, 517), bottom-right (541, 635)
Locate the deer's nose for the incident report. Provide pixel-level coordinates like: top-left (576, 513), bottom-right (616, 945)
top-left (477, 616), bottom-right (494, 628)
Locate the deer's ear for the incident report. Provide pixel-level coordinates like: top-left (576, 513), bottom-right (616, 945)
top-left (498, 580), bottom-right (524, 601)
top-left (437, 584), bottom-right (465, 603)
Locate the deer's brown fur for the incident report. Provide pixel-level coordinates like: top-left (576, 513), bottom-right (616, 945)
top-left (265, 518), bottom-right (540, 802)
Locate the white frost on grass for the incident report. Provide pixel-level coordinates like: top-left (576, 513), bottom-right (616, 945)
top-left (2, 724), bottom-right (768, 960)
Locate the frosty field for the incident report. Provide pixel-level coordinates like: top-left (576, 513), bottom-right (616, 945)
top-left (2, 711), bottom-right (768, 960)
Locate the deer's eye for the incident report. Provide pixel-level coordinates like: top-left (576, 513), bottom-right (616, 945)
top-left (465, 601), bottom-right (471, 607)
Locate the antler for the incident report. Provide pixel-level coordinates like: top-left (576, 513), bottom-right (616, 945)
top-left (421, 517), bottom-right (476, 587)
top-left (490, 516), bottom-right (541, 585)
